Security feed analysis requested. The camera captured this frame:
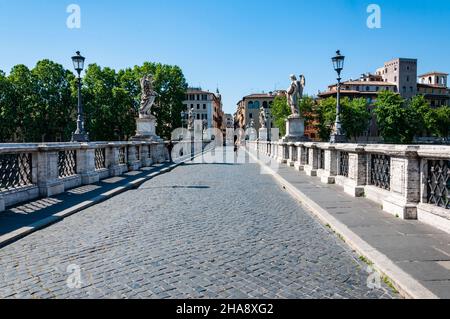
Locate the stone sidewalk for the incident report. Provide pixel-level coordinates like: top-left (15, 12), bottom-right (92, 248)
top-left (248, 148), bottom-right (450, 299)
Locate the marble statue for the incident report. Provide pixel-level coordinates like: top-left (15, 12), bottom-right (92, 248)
top-left (187, 107), bottom-right (194, 130)
top-left (259, 106), bottom-right (267, 129)
top-left (286, 74), bottom-right (306, 117)
top-left (139, 75), bottom-right (157, 118)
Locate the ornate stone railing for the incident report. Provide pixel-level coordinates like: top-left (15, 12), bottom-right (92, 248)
top-left (0, 141), bottom-right (169, 212)
top-left (248, 140), bottom-right (450, 233)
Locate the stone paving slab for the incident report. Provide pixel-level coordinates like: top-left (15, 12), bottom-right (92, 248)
top-left (0, 148), bottom-right (397, 299)
top-left (249, 149), bottom-right (450, 299)
top-left (0, 162), bottom-right (174, 247)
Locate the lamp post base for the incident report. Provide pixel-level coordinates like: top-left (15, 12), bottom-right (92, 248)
top-left (71, 132), bottom-right (89, 143)
top-left (330, 134), bottom-right (347, 143)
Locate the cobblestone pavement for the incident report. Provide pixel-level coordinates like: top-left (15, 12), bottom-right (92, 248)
top-left (0, 149), bottom-right (397, 299)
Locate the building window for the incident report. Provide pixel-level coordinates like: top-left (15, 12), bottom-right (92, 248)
top-left (376, 87), bottom-right (379, 91)
top-left (197, 104), bottom-right (200, 109)
top-left (406, 76), bottom-right (410, 82)
top-left (263, 101), bottom-right (268, 108)
top-left (197, 114), bottom-right (200, 119)
top-left (410, 87), bottom-right (413, 93)
top-left (203, 104), bottom-right (206, 109)
top-left (394, 76), bottom-right (397, 82)
top-left (254, 101), bottom-right (260, 109)
top-left (366, 86), bottom-right (370, 91)
top-left (249, 113), bottom-right (253, 119)
top-left (248, 101), bottom-right (253, 109)
top-left (403, 87), bottom-right (406, 93)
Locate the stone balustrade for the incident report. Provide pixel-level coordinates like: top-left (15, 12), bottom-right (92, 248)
top-left (248, 140), bottom-right (450, 233)
top-left (0, 141), bottom-right (169, 212)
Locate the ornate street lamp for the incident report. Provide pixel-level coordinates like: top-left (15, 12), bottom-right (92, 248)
top-left (71, 51), bottom-right (89, 142)
top-left (180, 111), bottom-right (186, 129)
top-left (330, 50), bottom-right (347, 143)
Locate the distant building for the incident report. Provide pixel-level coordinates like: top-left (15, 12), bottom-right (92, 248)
top-left (234, 91), bottom-right (282, 131)
top-left (417, 72), bottom-right (449, 107)
top-left (182, 88), bottom-right (224, 129)
top-left (319, 57), bottom-right (449, 107)
top-left (376, 58), bottom-right (418, 99)
top-left (318, 57), bottom-right (450, 141)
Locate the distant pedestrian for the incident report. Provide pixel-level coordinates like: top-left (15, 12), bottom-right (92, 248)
top-left (167, 140), bottom-right (174, 162)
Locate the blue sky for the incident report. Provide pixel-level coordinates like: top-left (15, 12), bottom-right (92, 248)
top-left (1, 0), bottom-right (450, 114)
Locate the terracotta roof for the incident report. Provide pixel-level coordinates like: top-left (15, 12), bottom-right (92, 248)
top-left (418, 71), bottom-right (449, 77)
top-left (318, 90), bottom-right (380, 96)
top-left (342, 81), bottom-right (396, 86)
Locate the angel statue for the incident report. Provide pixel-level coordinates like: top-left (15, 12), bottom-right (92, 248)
top-left (259, 106), bottom-right (267, 129)
top-left (139, 75), bottom-right (157, 118)
top-left (286, 74), bottom-right (306, 117)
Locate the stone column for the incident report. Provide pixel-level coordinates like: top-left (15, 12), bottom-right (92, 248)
top-left (127, 144), bottom-right (141, 171)
top-left (36, 147), bottom-right (65, 197)
top-left (304, 144), bottom-right (319, 177)
top-left (294, 143), bottom-right (304, 171)
top-left (107, 144), bottom-right (125, 176)
top-left (140, 144), bottom-right (152, 167)
top-left (320, 146), bottom-right (337, 184)
top-left (287, 143), bottom-right (296, 167)
top-left (382, 146), bottom-right (420, 219)
top-left (339, 146), bottom-right (366, 197)
top-left (76, 145), bottom-right (100, 185)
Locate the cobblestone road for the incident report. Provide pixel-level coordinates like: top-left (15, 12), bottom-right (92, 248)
top-left (0, 149), bottom-right (396, 299)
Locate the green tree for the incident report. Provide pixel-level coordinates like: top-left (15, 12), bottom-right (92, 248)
top-left (270, 95), bottom-right (290, 136)
top-left (341, 98), bottom-right (371, 141)
top-left (426, 106), bottom-right (450, 139)
top-left (82, 64), bottom-right (135, 141)
top-left (0, 71), bottom-right (17, 142)
top-left (8, 64), bottom-right (36, 142)
top-left (409, 95), bottom-right (431, 136)
top-left (32, 60), bottom-right (76, 141)
top-left (374, 91), bottom-right (418, 144)
top-left (314, 97), bottom-right (337, 141)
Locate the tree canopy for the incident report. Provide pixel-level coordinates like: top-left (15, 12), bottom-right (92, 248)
top-left (0, 60), bottom-right (187, 142)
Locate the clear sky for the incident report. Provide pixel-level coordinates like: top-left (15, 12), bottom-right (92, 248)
top-left (1, 0), bottom-right (450, 114)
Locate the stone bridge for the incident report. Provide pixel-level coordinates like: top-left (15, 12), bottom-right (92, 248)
top-left (0, 140), bottom-right (449, 299)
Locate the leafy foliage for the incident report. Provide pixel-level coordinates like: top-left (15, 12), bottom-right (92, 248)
top-left (270, 95), bottom-right (290, 136)
top-left (0, 60), bottom-right (187, 142)
top-left (314, 97), bottom-right (371, 141)
top-left (374, 91), bottom-right (432, 144)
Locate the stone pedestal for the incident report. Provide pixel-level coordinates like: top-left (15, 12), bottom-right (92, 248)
top-left (131, 116), bottom-right (163, 142)
top-left (282, 116), bottom-right (310, 142)
top-left (258, 128), bottom-right (268, 141)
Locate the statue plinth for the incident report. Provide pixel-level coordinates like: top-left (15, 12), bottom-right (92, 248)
top-left (248, 128), bottom-right (258, 141)
top-left (131, 115), bottom-right (162, 142)
top-left (258, 128), bottom-right (268, 141)
top-left (282, 115), bottom-right (310, 142)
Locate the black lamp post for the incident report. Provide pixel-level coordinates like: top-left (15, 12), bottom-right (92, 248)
top-left (330, 50), bottom-right (347, 143)
top-left (71, 51), bottom-right (89, 142)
